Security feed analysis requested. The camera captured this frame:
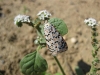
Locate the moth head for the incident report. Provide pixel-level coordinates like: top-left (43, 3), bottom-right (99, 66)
top-left (44, 23), bottom-right (52, 29)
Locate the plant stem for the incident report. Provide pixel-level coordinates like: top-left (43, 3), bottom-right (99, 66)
top-left (54, 56), bottom-right (66, 75)
top-left (89, 26), bottom-right (99, 75)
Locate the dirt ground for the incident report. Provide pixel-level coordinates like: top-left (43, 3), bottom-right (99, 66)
top-left (0, 0), bottom-right (100, 75)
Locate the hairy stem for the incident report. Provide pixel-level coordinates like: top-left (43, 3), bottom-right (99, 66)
top-left (89, 27), bottom-right (99, 75)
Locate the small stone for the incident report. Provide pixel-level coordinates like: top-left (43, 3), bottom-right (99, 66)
top-left (70, 37), bottom-right (78, 44)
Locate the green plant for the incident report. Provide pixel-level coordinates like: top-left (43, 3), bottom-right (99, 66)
top-left (84, 18), bottom-right (100, 75)
top-left (14, 10), bottom-right (100, 75)
top-left (14, 10), bottom-right (68, 75)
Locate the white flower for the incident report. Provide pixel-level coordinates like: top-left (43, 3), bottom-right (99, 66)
top-left (84, 18), bottom-right (98, 26)
top-left (37, 10), bottom-right (51, 20)
top-left (14, 14), bottom-right (31, 25)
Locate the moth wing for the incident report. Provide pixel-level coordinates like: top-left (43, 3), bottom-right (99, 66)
top-left (51, 25), bottom-right (68, 52)
top-left (44, 23), bottom-right (68, 55)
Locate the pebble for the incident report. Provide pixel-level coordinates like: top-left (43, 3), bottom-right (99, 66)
top-left (70, 37), bottom-right (78, 44)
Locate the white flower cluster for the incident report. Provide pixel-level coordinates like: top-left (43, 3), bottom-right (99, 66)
top-left (37, 10), bottom-right (51, 20)
top-left (84, 18), bottom-right (97, 26)
top-left (14, 14), bottom-right (31, 25)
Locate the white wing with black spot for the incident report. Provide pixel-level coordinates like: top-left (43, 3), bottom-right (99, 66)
top-left (44, 23), bottom-right (68, 56)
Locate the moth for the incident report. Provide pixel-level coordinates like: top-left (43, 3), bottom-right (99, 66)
top-left (44, 23), bottom-right (68, 56)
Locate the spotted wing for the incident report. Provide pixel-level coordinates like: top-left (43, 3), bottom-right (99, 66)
top-left (44, 23), bottom-right (68, 54)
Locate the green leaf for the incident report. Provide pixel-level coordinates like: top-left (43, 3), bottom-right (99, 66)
top-left (48, 18), bottom-right (68, 36)
top-left (34, 51), bottom-right (47, 72)
top-left (20, 50), bottom-right (48, 75)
